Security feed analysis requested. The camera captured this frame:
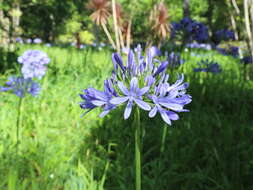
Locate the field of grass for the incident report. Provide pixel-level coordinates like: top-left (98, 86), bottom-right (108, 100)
top-left (0, 45), bottom-right (253, 190)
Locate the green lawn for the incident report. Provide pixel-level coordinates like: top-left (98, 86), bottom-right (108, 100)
top-left (0, 45), bottom-right (253, 190)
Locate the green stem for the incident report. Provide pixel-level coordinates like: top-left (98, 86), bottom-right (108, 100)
top-left (160, 125), bottom-right (168, 154)
top-left (16, 97), bottom-right (23, 154)
top-left (134, 108), bottom-right (141, 190)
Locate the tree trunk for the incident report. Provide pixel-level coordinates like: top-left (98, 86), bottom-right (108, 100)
top-left (244, 0), bottom-right (253, 60)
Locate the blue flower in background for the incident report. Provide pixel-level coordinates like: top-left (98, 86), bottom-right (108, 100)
top-left (0, 76), bottom-right (40, 98)
top-left (26, 39), bottom-right (32, 44)
top-left (241, 56), bottom-right (253, 64)
top-left (216, 46), bottom-right (239, 57)
top-left (80, 45), bottom-right (191, 125)
top-left (18, 50), bottom-right (50, 79)
top-left (171, 17), bottom-right (209, 44)
top-left (166, 52), bottom-right (184, 68)
top-left (15, 37), bottom-right (23, 44)
top-left (214, 29), bottom-right (235, 44)
top-left (186, 43), bottom-right (212, 50)
top-left (194, 59), bottom-right (222, 73)
top-left (33, 38), bottom-right (42, 44)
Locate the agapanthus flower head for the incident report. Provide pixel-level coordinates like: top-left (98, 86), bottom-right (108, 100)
top-left (216, 46), bottom-right (239, 57)
top-left (241, 56), bottom-right (253, 64)
top-left (166, 52), bottom-right (184, 68)
top-left (26, 39), bottom-right (32, 44)
top-left (33, 38), bottom-right (42, 44)
top-left (45, 43), bottom-right (51, 47)
top-left (15, 37), bottom-right (23, 44)
top-left (186, 43), bottom-right (211, 50)
top-left (171, 17), bottom-right (209, 44)
top-left (214, 29), bottom-right (235, 44)
top-left (0, 76), bottom-right (40, 98)
top-left (194, 59), bottom-right (222, 73)
top-left (18, 50), bottom-right (50, 79)
top-left (80, 45), bottom-right (191, 125)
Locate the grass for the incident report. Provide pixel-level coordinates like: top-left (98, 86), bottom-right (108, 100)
top-left (0, 45), bottom-right (253, 189)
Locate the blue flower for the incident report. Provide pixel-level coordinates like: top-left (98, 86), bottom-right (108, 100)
top-left (0, 76), bottom-right (40, 98)
top-left (110, 77), bottom-right (151, 119)
top-left (241, 56), bottom-right (253, 64)
top-left (80, 45), bottom-right (191, 125)
top-left (148, 74), bottom-right (191, 125)
top-left (15, 37), bottom-right (23, 44)
top-left (80, 79), bottom-right (117, 117)
top-left (171, 17), bottom-right (209, 44)
top-left (214, 29), bottom-right (235, 44)
top-left (33, 38), bottom-right (42, 44)
top-left (194, 59), bottom-right (222, 73)
top-left (18, 50), bottom-right (50, 79)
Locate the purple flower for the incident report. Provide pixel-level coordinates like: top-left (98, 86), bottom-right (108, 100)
top-left (18, 50), bottom-right (50, 79)
top-left (33, 38), bottom-right (42, 44)
top-left (0, 76), bottom-right (40, 98)
top-left (80, 45), bottom-right (191, 125)
top-left (110, 77), bottom-right (151, 119)
top-left (80, 79), bottom-right (117, 117)
top-left (241, 56), bottom-right (253, 64)
top-left (26, 39), bottom-right (32, 44)
top-left (171, 17), bottom-right (209, 44)
top-left (214, 29), bottom-right (235, 44)
top-left (194, 59), bottom-right (222, 73)
top-left (166, 52), bottom-right (184, 68)
top-left (15, 37), bottom-right (23, 44)
top-left (148, 74), bottom-right (191, 125)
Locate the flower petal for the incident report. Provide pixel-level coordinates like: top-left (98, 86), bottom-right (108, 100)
top-left (149, 106), bottom-right (158, 118)
top-left (160, 110), bottom-right (171, 125)
top-left (124, 100), bottom-right (133, 119)
top-left (110, 96), bottom-right (129, 105)
top-left (137, 86), bottom-right (150, 96)
top-left (130, 77), bottom-right (138, 92)
top-left (159, 101), bottom-right (183, 111)
top-left (166, 110), bottom-right (179, 120)
top-left (134, 98), bottom-right (151, 111)
top-left (118, 82), bottom-right (129, 95)
top-left (91, 100), bottom-right (106, 106)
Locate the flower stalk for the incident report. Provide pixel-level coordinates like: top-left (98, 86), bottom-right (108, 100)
top-left (134, 107), bottom-right (141, 190)
top-left (16, 97), bottom-right (23, 154)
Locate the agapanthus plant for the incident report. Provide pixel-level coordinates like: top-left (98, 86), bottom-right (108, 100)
top-left (194, 59), bottom-right (222, 73)
top-left (33, 38), bottom-right (42, 44)
top-left (213, 29), bottom-right (235, 45)
top-left (0, 76), bottom-right (40, 98)
top-left (1, 49), bottom-right (50, 154)
top-left (171, 17), bottom-right (209, 46)
top-left (166, 52), bottom-right (184, 69)
top-left (18, 50), bottom-right (50, 79)
top-left (80, 45), bottom-right (191, 190)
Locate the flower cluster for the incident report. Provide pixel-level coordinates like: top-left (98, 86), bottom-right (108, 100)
top-left (171, 17), bottom-right (209, 44)
top-left (186, 43), bottom-right (212, 50)
top-left (1, 50), bottom-right (50, 98)
top-left (18, 50), bottom-right (50, 79)
top-left (33, 38), bottom-right (42, 44)
top-left (194, 59), bottom-right (222, 73)
top-left (0, 76), bottom-right (40, 98)
top-left (166, 52), bottom-right (184, 69)
top-left (80, 46), bottom-right (191, 125)
top-left (241, 56), bottom-right (253, 65)
top-left (216, 46), bottom-right (239, 57)
top-left (15, 37), bottom-right (23, 44)
top-left (214, 29), bottom-right (235, 44)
